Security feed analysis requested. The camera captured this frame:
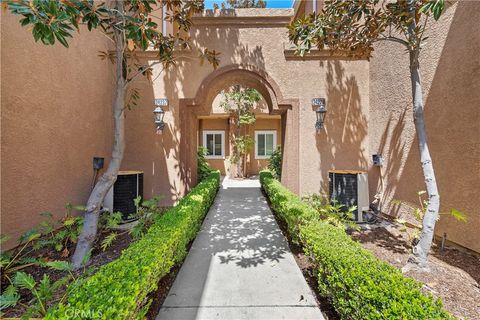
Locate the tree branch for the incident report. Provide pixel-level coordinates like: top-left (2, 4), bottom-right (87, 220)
top-left (125, 60), bottom-right (162, 85)
top-left (376, 36), bottom-right (409, 47)
top-left (419, 15), bottom-right (430, 44)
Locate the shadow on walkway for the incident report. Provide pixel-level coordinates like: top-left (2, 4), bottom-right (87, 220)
top-left (156, 177), bottom-right (323, 320)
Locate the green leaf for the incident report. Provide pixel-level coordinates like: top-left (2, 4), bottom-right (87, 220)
top-left (55, 32), bottom-right (69, 48)
top-left (19, 229), bottom-right (41, 243)
top-left (46, 260), bottom-right (74, 272)
top-left (13, 271), bottom-right (36, 290)
top-left (72, 205), bottom-right (86, 212)
top-left (101, 232), bottom-right (118, 251)
top-left (391, 199), bottom-right (402, 205)
top-left (0, 285), bottom-right (20, 311)
top-left (63, 217), bottom-right (76, 226)
top-left (413, 208), bottom-right (424, 221)
top-left (81, 248), bottom-right (92, 267)
top-left (37, 274), bottom-right (54, 301)
top-left (0, 234), bottom-right (10, 244)
top-left (133, 195), bottom-right (142, 207)
top-left (0, 252), bottom-right (12, 268)
top-left (450, 209), bottom-right (467, 222)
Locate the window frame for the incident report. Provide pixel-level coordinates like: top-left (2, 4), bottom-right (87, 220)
top-left (255, 130), bottom-right (277, 160)
top-left (202, 130), bottom-right (225, 159)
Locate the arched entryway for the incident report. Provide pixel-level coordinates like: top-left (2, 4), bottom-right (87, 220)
top-left (179, 64), bottom-right (300, 193)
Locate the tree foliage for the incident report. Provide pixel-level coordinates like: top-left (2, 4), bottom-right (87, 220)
top-left (220, 86), bottom-right (261, 177)
top-left (6, 0), bottom-right (220, 268)
top-left (214, 0), bottom-right (267, 9)
top-left (288, 0), bottom-right (445, 58)
top-left (7, 0), bottom-right (220, 71)
top-left (289, 0), bottom-right (447, 269)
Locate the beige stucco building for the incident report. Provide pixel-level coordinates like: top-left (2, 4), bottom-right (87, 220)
top-left (1, 1), bottom-right (479, 253)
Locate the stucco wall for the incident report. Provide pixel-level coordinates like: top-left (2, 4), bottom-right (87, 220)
top-left (2, 4), bottom-right (478, 254)
top-left (1, 13), bottom-right (114, 249)
top-left (123, 9), bottom-right (370, 205)
top-left (248, 117), bottom-right (282, 175)
top-left (368, 1), bottom-right (480, 252)
top-left (199, 117), bottom-right (282, 176)
top-left (199, 118), bottom-right (230, 175)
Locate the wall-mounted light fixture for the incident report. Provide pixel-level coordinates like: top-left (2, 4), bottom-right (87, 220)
top-left (313, 98), bottom-right (327, 131)
top-left (153, 98), bottom-right (168, 131)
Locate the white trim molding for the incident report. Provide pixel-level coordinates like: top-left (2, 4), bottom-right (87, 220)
top-left (255, 130), bottom-right (277, 160)
top-left (202, 130), bottom-right (225, 159)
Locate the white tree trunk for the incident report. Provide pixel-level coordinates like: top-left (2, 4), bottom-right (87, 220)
top-left (405, 0), bottom-right (440, 270)
top-left (72, 1), bottom-right (126, 269)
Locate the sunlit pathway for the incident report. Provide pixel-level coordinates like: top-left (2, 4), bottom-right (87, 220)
top-left (157, 177), bottom-right (324, 320)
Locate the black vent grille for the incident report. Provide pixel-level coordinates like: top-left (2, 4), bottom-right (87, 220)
top-left (329, 172), bottom-right (359, 220)
top-left (113, 173), bottom-right (143, 220)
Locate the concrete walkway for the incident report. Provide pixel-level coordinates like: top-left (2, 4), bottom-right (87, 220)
top-left (157, 177), bottom-right (324, 320)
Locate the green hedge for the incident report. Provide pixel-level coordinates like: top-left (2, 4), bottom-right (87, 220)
top-left (47, 171), bottom-right (220, 319)
top-left (259, 170), bottom-right (453, 320)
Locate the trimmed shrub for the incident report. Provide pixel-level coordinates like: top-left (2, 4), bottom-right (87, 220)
top-left (197, 146), bottom-right (213, 182)
top-left (47, 171), bottom-right (220, 319)
top-left (260, 170), bottom-right (317, 241)
top-left (259, 170), bottom-right (453, 320)
top-left (267, 145), bottom-right (282, 180)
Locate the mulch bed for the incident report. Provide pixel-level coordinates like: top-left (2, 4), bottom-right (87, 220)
top-left (3, 205), bottom-right (203, 319)
top-left (2, 231), bottom-right (134, 318)
top-left (2, 228), bottom-right (188, 319)
top-left (351, 225), bottom-right (480, 320)
top-left (262, 184), bottom-right (479, 320)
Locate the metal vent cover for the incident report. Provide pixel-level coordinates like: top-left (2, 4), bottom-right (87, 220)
top-left (113, 173), bottom-right (143, 220)
top-left (329, 172), bottom-right (359, 220)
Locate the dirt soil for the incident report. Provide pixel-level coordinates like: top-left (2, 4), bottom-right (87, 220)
top-left (351, 225), bottom-right (480, 320)
top-left (2, 231), bottom-right (134, 318)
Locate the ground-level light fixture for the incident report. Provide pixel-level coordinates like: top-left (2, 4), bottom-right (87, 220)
top-left (153, 98), bottom-right (168, 131)
top-left (313, 98), bottom-right (327, 131)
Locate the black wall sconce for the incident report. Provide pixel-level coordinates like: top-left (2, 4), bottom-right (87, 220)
top-left (153, 98), bottom-right (168, 131)
top-left (313, 98), bottom-right (327, 131)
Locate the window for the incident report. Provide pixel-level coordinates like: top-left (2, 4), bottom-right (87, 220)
top-left (203, 130), bottom-right (225, 159)
top-left (255, 131), bottom-right (277, 159)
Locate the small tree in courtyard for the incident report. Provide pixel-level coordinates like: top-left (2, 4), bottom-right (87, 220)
top-left (6, 0), bottom-right (219, 269)
top-left (220, 86), bottom-right (261, 178)
top-left (289, 0), bottom-right (447, 270)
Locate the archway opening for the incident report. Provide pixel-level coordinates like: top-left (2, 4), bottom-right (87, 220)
top-left (199, 84), bottom-right (281, 179)
top-left (179, 65), bottom-right (300, 194)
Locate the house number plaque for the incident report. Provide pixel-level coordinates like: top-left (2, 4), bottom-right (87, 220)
top-left (154, 98), bottom-right (169, 107)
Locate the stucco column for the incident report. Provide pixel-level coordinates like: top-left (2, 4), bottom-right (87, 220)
top-left (281, 107), bottom-right (300, 194)
top-left (179, 100), bottom-right (199, 193)
top-left (228, 115), bottom-right (236, 178)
